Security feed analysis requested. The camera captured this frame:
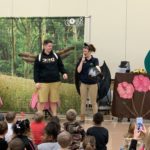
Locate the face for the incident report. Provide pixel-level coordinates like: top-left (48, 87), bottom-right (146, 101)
top-left (83, 47), bottom-right (91, 58)
top-left (44, 42), bottom-right (53, 53)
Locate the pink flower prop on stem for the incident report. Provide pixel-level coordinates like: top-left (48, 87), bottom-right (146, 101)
top-left (117, 82), bottom-right (134, 99)
top-left (117, 82), bottom-right (137, 116)
top-left (133, 75), bottom-right (150, 92)
top-left (133, 75), bottom-right (150, 116)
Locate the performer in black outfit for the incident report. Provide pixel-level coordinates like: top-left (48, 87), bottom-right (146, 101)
top-left (34, 40), bottom-right (68, 116)
top-left (76, 43), bottom-right (100, 122)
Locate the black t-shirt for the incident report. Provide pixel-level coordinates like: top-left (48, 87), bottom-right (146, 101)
top-left (0, 138), bottom-right (8, 150)
top-left (86, 126), bottom-right (109, 150)
top-left (77, 56), bottom-right (99, 84)
top-left (34, 51), bottom-right (67, 83)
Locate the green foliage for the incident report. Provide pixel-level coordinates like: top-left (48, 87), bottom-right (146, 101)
top-left (0, 74), bottom-right (80, 114)
top-left (59, 83), bottom-right (80, 114)
top-left (0, 17), bottom-right (84, 82)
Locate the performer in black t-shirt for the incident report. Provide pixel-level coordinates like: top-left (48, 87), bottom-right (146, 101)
top-left (76, 43), bottom-right (100, 122)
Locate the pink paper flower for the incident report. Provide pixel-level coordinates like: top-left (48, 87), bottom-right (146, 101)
top-left (117, 75), bottom-right (150, 117)
top-left (133, 75), bottom-right (150, 92)
top-left (117, 82), bottom-right (134, 99)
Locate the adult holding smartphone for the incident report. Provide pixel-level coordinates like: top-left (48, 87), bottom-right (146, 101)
top-left (34, 40), bottom-right (68, 116)
top-left (76, 43), bottom-right (100, 122)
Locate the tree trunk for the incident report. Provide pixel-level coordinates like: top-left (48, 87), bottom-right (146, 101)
top-left (11, 18), bottom-right (16, 76)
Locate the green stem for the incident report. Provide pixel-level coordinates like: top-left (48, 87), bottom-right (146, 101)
top-left (123, 103), bottom-right (136, 117)
top-left (143, 110), bottom-right (150, 118)
top-left (131, 98), bottom-right (138, 116)
top-left (140, 92), bottom-right (146, 116)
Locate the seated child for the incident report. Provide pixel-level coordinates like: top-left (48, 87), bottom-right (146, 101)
top-left (5, 111), bottom-right (16, 142)
top-left (30, 111), bottom-right (46, 145)
top-left (9, 137), bottom-right (26, 150)
top-left (63, 109), bottom-right (85, 150)
top-left (37, 121), bottom-right (61, 150)
top-left (49, 116), bottom-right (61, 132)
top-left (86, 112), bottom-right (109, 150)
top-left (0, 121), bottom-right (8, 150)
top-left (12, 119), bottom-right (36, 150)
top-left (57, 131), bottom-right (72, 150)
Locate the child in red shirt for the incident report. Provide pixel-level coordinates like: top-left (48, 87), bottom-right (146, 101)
top-left (30, 111), bottom-right (46, 145)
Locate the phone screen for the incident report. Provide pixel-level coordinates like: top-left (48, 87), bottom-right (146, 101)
top-left (136, 117), bottom-right (143, 131)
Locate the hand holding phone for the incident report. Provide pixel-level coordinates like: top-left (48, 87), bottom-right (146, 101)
top-left (136, 117), bottom-right (143, 131)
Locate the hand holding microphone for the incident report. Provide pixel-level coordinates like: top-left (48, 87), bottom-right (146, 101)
top-left (81, 54), bottom-right (85, 63)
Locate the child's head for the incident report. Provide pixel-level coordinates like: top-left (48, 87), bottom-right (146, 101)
top-left (44, 121), bottom-right (60, 142)
top-left (9, 138), bottom-right (25, 150)
top-left (57, 131), bottom-right (72, 148)
top-left (50, 116), bottom-right (61, 132)
top-left (93, 112), bottom-right (103, 125)
top-left (5, 112), bottom-right (16, 123)
top-left (0, 121), bottom-right (8, 135)
top-left (128, 122), bottom-right (135, 135)
top-left (13, 119), bottom-right (30, 135)
top-left (50, 116), bottom-right (60, 124)
top-left (82, 136), bottom-right (96, 150)
top-left (66, 109), bottom-right (77, 122)
top-left (34, 111), bottom-right (44, 122)
top-left (0, 113), bottom-right (4, 121)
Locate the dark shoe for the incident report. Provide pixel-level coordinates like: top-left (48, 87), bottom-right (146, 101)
top-left (43, 109), bottom-right (53, 119)
top-left (118, 117), bottom-right (123, 122)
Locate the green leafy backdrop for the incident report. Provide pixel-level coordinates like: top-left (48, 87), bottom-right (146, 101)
top-left (0, 17), bottom-right (84, 113)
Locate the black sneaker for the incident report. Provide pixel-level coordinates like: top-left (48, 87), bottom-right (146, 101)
top-left (43, 109), bottom-right (53, 119)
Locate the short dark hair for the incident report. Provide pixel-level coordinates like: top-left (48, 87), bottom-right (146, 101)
top-left (44, 121), bottom-right (60, 142)
top-left (50, 116), bottom-right (61, 132)
top-left (93, 112), bottom-right (103, 125)
top-left (5, 112), bottom-right (16, 123)
top-left (9, 138), bottom-right (25, 150)
top-left (43, 39), bottom-right (53, 45)
top-left (13, 119), bottom-right (30, 135)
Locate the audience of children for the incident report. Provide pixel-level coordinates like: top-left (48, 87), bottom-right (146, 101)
top-left (0, 120), bottom-right (8, 150)
top-left (4, 108), bottom-right (150, 150)
top-left (57, 131), bottom-right (72, 150)
top-left (63, 109), bottom-right (85, 150)
top-left (86, 112), bottom-right (109, 150)
top-left (30, 111), bottom-right (46, 145)
top-left (37, 121), bottom-right (61, 150)
top-left (5, 111), bottom-right (16, 143)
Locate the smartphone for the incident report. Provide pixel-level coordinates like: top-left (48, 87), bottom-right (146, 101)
top-left (136, 117), bottom-right (143, 131)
